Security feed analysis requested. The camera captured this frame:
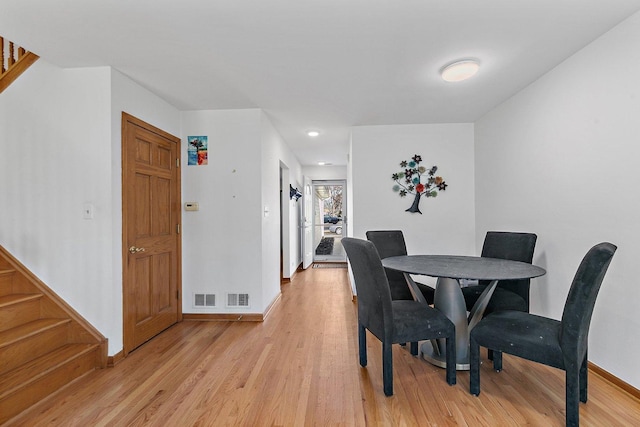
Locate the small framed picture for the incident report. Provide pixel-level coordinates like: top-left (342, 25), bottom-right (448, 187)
top-left (187, 136), bottom-right (208, 165)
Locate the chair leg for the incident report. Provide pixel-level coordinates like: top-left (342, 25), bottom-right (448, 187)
top-left (445, 333), bottom-right (456, 385)
top-left (492, 350), bottom-right (503, 372)
top-left (470, 336), bottom-right (480, 395)
top-left (359, 323), bottom-right (367, 367)
top-left (382, 341), bottom-right (393, 396)
top-left (487, 348), bottom-right (494, 360)
top-left (580, 354), bottom-right (588, 403)
top-left (566, 366), bottom-right (581, 427)
top-left (410, 341), bottom-right (419, 356)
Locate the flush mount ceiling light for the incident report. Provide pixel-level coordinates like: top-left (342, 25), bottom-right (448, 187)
top-left (307, 130), bottom-right (320, 137)
top-left (441, 59), bottom-right (480, 82)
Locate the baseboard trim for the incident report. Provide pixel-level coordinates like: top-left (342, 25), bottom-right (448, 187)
top-left (183, 313), bottom-right (264, 322)
top-left (589, 362), bottom-right (640, 400)
top-left (107, 350), bottom-right (125, 367)
top-left (263, 292), bottom-right (282, 320)
top-left (282, 263), bottom-right (304, 284)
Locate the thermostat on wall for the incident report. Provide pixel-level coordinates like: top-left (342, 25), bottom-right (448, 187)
top-left (184, 202), bottom-right (199, 211)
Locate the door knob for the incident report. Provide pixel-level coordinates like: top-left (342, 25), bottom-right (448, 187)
top-left (129, 246), bottom-right (146, 254)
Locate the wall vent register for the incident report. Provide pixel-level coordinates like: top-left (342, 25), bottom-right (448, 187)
top-left (194, 293), bottom-right (216, 307)
top-left (227, 293), bottom-right (250, 307)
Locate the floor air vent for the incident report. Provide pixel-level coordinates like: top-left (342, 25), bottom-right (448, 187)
top-left (227, 293), bottom-right (250, 308)
top-left (194, 293), bottom-right (216, 307)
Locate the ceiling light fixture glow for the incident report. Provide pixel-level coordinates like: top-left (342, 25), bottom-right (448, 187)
top-left (307, 130), bottom-right (320, 137)
top-left (441, 59), bottom-right (479, 82)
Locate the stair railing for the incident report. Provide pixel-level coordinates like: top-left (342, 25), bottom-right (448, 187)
top-left (1, 36), bottom-right (39, 93)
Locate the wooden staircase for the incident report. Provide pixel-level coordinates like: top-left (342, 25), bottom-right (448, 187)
top-left (1, 36), bottom-right (39, 94)
top-left (0, 245), bottom-right (107, 424)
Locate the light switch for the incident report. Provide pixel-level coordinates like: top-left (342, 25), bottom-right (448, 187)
top-left (185, 202), bottom-right (199, 211)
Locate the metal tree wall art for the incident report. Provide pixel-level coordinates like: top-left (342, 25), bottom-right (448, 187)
top-left (391, 154), bottom-right (448, 214)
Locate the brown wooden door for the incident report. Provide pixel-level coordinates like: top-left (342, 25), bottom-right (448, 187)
top-left (122, 112), bottom-right (182, 355)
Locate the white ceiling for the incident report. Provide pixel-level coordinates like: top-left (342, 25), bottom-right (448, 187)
top-left (2, 1), bottom-right (640, 166)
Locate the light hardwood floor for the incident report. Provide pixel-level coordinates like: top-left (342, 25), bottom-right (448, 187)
top-left (6, 266), bottom-right (640, 426)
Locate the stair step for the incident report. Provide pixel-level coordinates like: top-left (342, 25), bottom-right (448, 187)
top-left (0, 294), bottom-right (42, 332)
top-left (0, 246), bottom-right (106, 422)
top-left (0, 269), bottom-right (16, 296)
top-left (0, 293), bottom-right (41, 308)
top-left (0, 343), bottom-right (98, 399)
top-left (0, 318), bottom-right (71, 375)
top-left (0, 343), bottom-right (99, 424)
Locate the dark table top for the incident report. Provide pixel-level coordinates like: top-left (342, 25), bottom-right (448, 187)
top-left (381, 255), bottom-right (546, 281)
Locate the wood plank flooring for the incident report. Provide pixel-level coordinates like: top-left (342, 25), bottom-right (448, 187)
top-left (6, 266), bottom-right (640, 426)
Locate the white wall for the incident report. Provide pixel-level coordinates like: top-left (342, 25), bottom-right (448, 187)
top-left (0, 61), bottom-right (116, 350)
top-left (301, 165), bottom-right (347, 181)
top-left (260, 113), bottom-right (303, 305)
top-left (180, 110), bottom-right (302, 314)
top-left (180, 109), bottom-right (264, 313)
top-left (475, 11), bottom-right (640, 388)
top-left (351, 124), bottom-right (476, 264)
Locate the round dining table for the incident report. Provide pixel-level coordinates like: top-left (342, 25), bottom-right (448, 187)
top-left (382, 255), bottom-right (546, 370)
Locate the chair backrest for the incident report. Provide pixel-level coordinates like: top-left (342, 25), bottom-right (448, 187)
top-left (365, 230), bottom-right (414, 300)
top-left (480, 231), bottom-right (538, 307)
top-left (342, 237), bottom-right (394, 340)
top-left (560, 242), bottom-right (616, 359)
top-left (365, 230), bottom-right (408, 258)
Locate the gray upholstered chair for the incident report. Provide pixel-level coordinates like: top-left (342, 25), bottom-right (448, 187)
top-left (366, 230), bottom-right (435, 304)
top-left (462, 231), bottom-right (537, 314)
top-left (469, 242), bottom-right (616, 427)
top-left (342, 237), bottom-right (456, 396)
top-left (366, 230), bottom-right (437, 356)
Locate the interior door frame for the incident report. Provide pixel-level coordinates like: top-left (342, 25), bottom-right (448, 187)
top-left (121, 112), bottom-right (182, 356)
top-left (302, 175), bottom-right (313, 269)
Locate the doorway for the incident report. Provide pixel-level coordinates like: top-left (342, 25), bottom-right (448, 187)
top-left (121, 113), bottom-right (182, 356)
top-left (312, 180), bottom-right (346, 262)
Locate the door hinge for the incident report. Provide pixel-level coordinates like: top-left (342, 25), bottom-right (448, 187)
top-left (177, 290), bottom-right (180, 299)
top-left (176, 158), bottom-right (180, 168)
top-left (176, 224), bottom-right (180, 234)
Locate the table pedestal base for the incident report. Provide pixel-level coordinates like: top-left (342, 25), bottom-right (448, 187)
top-left (411, 276), bottom-right (500, 371)
top-left (431, 277), bottom-right (470, 369)
top-left (421, 341), bottom-right (470, 371)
